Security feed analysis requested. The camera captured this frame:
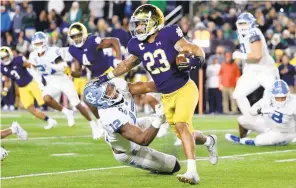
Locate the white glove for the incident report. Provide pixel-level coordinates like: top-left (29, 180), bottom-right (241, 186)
top-left (260, 107), bottom-right (275, 114)
top-left (232, 51), bottom-right (247, 60)
top-left (113, 59), bottom-right (122, 68)
top-left (151, 104), bottom-right (166, 128)
top-left (1, 147), bottom-right (8, 161)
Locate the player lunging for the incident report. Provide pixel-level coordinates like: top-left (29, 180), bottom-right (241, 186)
top-left (232, 12), bottom-right (279, 137)
top-left (95, 4), bottom-right (218, 184)
top-left (84, 78), bottom-right (180, 174)
top-left (67, 22), bottom-right (122, 124)
top-left (28, 32), bottom-right (102, 139)
top-left (226, 80), bottom-right (296, 146)
top-left (0, 46), bottom-right (57, 129)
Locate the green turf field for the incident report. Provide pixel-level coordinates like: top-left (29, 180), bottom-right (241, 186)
top-left (1, 111), bottom-right (296, 188)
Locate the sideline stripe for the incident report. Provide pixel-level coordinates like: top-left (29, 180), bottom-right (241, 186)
top-left (2, 149), bottom-right (296, 180)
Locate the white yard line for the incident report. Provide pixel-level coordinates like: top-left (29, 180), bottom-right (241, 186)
top-left (275, 158), bottom-right (296, 163)
top-left (51, 153), bottom-right (77, 156)
top-left (1, 129), bottom-right (237, 142)
top-left (2, 149), bottom-right (296, 180)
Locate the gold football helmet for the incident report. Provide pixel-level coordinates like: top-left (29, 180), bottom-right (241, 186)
top-left (0, 46), bottom-right (13, 65)
top-left (130, 4), bottom-right (165, 41)
top-left (68, 22), bottom-right (88, 47)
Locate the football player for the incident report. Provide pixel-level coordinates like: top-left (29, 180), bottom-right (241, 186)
top-left (232, 12), bottom-right (279, 124)
top-left (67, 22), bottom-right (122, 121)
top-left (28, 32), bottom-right (103, 139)
top-left (1, 122), bottom-right (28, 161)
top-left (95, 4), bottom-right (218, 184)
top-left (84, 78), bottom-right (181, 175)
top-left (225, 80), bottom-right (296, 146)
top-left (0, 46), bottom-right (57, 129)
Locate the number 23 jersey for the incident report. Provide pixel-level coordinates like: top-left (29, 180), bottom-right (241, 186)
top-left (127, 25), bottom-right (189, 94)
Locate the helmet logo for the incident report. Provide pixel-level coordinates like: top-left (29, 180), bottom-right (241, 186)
top-left (85, 92), bottom-right (97, 104)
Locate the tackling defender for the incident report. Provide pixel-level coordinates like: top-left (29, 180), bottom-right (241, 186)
top-left (232, 12), bottom-right (279, 136)
top-left (28, 32), bottom-right (102, 139)
top-left (95, 4), bottom-right (218, 184)
top-left (0, 46), bottom-right (57, 129)
top-left (226, 80), bottom-right (296, 146)
top-left (84, 78), bottom-right (181, 174)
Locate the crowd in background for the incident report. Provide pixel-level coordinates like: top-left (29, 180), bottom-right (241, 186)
top-left (1, 1), bottom-right (296, 114)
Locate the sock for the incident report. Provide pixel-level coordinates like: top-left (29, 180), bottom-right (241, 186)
top-left (203, 136), bottom-right (211, 146)
top-left (44, 116), bottom-right (49, 122)
top-left (62, 107), bottom-right (69, 114)
top-left (10, 127), bottom-right (17, 134)
top-left (187, 159), bottom-right (197, 173)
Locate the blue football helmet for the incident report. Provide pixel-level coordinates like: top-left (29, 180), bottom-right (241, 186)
top-left (236, 12), bottom-right (257, 36)
top-left (271, 79), bottom-right (290, 108)
top-left (31, 32), bottom-right (48, 54)
top-left (83, 79), bottom-right (123, 109)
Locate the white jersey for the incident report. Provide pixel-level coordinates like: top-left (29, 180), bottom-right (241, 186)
top-left (239, 28), bottom-right (275, 71)
top-left (98, 78), bottom-right (138, 153)
top-left (252, 95), bottom-right (296, 132)
top-left (29, 47), bottom-right (65, 77)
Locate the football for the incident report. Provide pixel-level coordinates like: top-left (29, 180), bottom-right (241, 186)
top-left (176, 51), bottom-right (190, 65)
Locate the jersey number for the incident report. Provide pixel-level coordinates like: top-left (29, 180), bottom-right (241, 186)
top-left (144, 49), bottom-right (170, 74)
top-left (82, 54), bottom-right (92, 66)
top-left (110, 119), bottom-right (121, 131)
top-left (271, 111), bottom-right (283, 124)
top-left (10, 70), bottom-right (20, 80)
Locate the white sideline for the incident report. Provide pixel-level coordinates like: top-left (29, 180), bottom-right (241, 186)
top-left (275, 158), bottom-right (296, 163)
top-left (2, 149), bottom-right (296, 180)
top-left (1, 129), bottom-right (237, 141)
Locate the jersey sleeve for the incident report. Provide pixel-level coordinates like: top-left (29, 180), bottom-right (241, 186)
top-left (99, 108), bottom-right (129, 133)
top-left (167, 24), bottom-right (184, 44)
top-left (88, 35), bottom-right (102, 49)
top-left (127, 38), bottom-right (138, 56)
top-left (249, 28), bottom-right (262, 43)
top-left (1, 66), bottom-right (8, 76)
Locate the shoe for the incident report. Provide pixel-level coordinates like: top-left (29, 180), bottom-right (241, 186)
top-left (1, 147), bottom-right (8, 161)
top-left (225, 133), bottom-right (240, 144)
top-left (176, 171), bottom-right (200, 185)
top-left (65, 110), bottom-right (75, 127)
top-left (207, 135), bottom-right (218, 165)
top-left (174, 138), bottom-right (182, 146)
top-left (11, 122), bottom-right (28, 141)
top-left (9, 105), bottom-right (15, 111)
top-left (3, 105), bottom-right (8, 111)
top-left (240, 137), bottom-right (255, 145)
top-left (44, 118), bottom-right (58, 130)
top-left (90, 121), bottom-right (104, 140)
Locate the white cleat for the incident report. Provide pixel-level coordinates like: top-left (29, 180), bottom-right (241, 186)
top-left (65, 110), bottom-right (75, 127)
top-left (90, 121), bottom-right (104, 140)
top-left (176, 172), bottom-right (200, 185)
top-left (1, 147), bottom-right (8, 161)
top-left (174, 138), bottom-right (182, 146)
top-left (207, 134), bottom-right (218, 165)
top-left (44, 118), bottom-right (58, 130)
top-left (11, 122), bottom-right (28, 141)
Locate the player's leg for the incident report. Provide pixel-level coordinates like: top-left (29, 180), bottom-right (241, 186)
top-left (1, 122), bottom-right (28, 140)
top-left (61, 77), bottom-right (103, 139)
top-left (233, 71), bottom-right (261, 116)
top-left (24, 81), bottom-right (57, 129)
top-left (42, 85), bottom-right (75, 127)
top-left (245, 131), bottom-right (296, 146)
top-left (113, 146), bottom-right (180, 174)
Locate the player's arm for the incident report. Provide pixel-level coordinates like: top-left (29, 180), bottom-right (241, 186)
top-left (175, 38), bottom-right (206, 70)
top-left (1, 75), bottom-right (11, 96)
top-left (96, 37), bottom-right (122, 60)
top-left (249, 98), bottom-right (274, 115)
top-left (128, 81), bottom-right (157, 95)
top-left (71, 59), bottom-right (82, 78)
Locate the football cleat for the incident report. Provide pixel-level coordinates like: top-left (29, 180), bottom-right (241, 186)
top-left (1, 147), bottom-right (8, 161)
top-left (11, 122), bottom-right (28, 141)
top-left (65, 110), bottom-right (75, 127)
top-left (225, 133), bottom-right (241, 144)
top-left (207, 134), bottom-right (218, 165)
top-left (176, 172), bottom-right (200, 185)
top-left (44, 118), bottom-right (58, 130)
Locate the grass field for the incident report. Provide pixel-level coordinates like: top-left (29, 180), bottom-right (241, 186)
top-left (1, 111), bottom-right (296, 188)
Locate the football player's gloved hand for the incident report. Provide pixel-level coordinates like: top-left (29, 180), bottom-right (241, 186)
top-left (152, 104), bottom-right (166, 128)
top-left (1, 88), bottom-right (8, 96)
top-left (177, 55), bottom-right (205, 72)
top-left (232, 51), bottom-right (247, 60)
top-left (258, 108), bottom-right (275, 114)
top-left (1, 147), bottom-right (8, 161)
top-left (94, 72), bottom-right (115, 86)
top-left (63, 66), bottom-right (71, 76)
